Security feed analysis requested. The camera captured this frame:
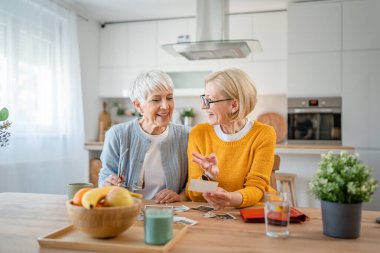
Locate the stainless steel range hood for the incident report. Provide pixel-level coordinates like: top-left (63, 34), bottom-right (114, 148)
top-left (161, 0), bottom-right (261, 61)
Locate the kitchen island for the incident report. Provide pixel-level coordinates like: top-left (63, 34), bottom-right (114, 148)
top-left (0, 192), bottom-right (378, 253)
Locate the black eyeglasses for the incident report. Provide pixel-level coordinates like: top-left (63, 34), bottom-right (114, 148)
top-left (200, 95), bottom-right (233, 109)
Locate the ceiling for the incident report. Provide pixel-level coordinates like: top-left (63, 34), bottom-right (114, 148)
top-left (62, 0), bottom-right (291, 23)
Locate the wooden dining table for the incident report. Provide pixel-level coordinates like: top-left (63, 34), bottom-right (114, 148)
top-left (0, 192), bottom-right (379, 253)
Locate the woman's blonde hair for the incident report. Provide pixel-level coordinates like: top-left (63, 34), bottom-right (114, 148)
top-left (205, 68), bottom-right (257, 121)
top-left (130, 70), bottom-right (173, 104)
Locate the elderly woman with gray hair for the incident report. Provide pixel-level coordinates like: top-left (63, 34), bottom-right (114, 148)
top-left (98, 70), bottom-right (189, 203)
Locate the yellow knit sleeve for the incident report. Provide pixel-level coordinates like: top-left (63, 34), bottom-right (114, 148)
top-left (237, 125), bottom-right (276, 208)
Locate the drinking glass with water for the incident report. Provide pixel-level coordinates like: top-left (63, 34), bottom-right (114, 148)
top-left (264, 192), bottom-right (291, 238)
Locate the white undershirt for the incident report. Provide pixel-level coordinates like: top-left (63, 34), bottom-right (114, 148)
top-left (137, 124), bottom-right (169, 200)
top-left (214, 119), bottom-right (254, 142)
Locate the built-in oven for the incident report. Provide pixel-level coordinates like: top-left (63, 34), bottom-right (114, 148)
top-left (287, 97), bottom-right (342, 145)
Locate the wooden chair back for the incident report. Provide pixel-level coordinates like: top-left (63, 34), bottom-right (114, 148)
top-left (270, 154), bottom-right (280, 190)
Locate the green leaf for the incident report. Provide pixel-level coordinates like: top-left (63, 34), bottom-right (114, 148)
top-left (309, 152), bottom-right (378, 203)
top-left (0, 107), bottom-right (9, 121)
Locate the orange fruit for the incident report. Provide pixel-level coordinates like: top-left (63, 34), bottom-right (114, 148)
top-left (72, 187), bottom-right (92, 206)
top-left (95, 198), bottom-right (105, 208)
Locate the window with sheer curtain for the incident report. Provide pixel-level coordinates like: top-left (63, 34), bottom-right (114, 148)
top-left (0, 0), bottom-right (85, 194)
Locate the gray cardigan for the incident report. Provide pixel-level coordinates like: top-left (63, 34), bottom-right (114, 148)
top-left (98, 119), bottom-right (189, 193)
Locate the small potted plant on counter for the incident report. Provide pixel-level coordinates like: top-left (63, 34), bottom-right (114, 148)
top-left (181, 108), bottom-right (195, 127)
top-left (0, 107), bottom-right (11, 147)
top-left (309, 151), bottom-right (378, 239)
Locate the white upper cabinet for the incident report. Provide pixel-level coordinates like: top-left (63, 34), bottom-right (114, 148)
top-left (157, 19), bottom-right (191, 68)
top-left (288, 52), bottom-right (341, 96)
top-left (253, 11), bottom-right (287, 61)
top-left (343, 0), bottom-right (380, 50)
top-left (99, 23), bottom-right (128, 67)
top-left (126, 22), bottom-right (157, 68)
top-left (288, 1), bottom-right (341, 53)
top-left (229, 14), bottom-right (253, 40)
top-left (342, 51), bottom-right (380, 149)
top-left (288, 1), bottom-right (342, 96)
top-left (99, 22), bottom-right (157, 69)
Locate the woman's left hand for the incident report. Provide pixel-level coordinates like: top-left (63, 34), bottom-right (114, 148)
top-left (202, 187), bottom-right (232, 210)
top-left (154, 189), bottom-right (180, 204)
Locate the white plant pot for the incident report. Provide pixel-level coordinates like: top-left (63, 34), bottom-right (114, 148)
top-left (184, 117), bottom-right (193, 127)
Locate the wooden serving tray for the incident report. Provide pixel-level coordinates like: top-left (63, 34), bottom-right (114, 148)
top-left (38, 221), bottom-right (188, 253)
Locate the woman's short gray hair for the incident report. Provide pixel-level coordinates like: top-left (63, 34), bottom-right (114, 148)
top-left (130, 70), bottom-right (174, 104)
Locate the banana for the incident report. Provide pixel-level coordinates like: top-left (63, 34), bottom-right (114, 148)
top-left (82, 186), bottom-right (114, 209)
top-left (81, 186), bottom-right (141, 209)
top-left (130, 192), bottom-right (143, 199)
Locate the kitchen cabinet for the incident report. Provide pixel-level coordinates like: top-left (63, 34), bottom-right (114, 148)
top-left (100, 21), bottom-right (156, 69)
top-left (342, 51), bottom-right (380, 149)
top-left (126, 22), bottom-right (157, 68)
top-left (288, 52), bottom-right (341, 97)
top-left (287, 1), bottom-right (342, 97)
top-left (343, 0), bottom-right (380, 50)
top-left (99, 22), bottom-right (156, 97)
top-left (253, 11), bottom-right (287, 61)
top-left (99, 23), bottom-right (128, 67)
top-left (288, 1), bottom-right (341, 53)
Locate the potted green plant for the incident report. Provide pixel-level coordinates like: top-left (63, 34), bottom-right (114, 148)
top-left (181, 108), bottom-right (195, 127)
top-left (309, 152), bottom-right (378, 239)
top-left (0, 107), bottom-right (11, 147)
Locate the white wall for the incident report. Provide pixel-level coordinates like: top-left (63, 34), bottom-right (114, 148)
top-left (77, 17), bottom-right (101, 179)
top-left (77, 17), bottom-right (100, 142)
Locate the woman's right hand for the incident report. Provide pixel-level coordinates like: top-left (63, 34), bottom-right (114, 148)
top-left (103, 174), bottom-right (125, 187)
top-left (192, 152), bottom-right (219, 180)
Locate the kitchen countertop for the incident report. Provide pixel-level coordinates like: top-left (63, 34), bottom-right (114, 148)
top-left (275, 144), bottom-right (354, 155)
top-left (85, 141), bottom-right (354, 155)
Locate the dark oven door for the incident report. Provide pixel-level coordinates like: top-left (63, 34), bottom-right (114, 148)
top-left (287, 108), bottom-right (341, 144)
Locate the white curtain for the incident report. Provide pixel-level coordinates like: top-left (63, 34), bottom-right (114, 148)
top-left (0, 0), bottom-right (85, 194)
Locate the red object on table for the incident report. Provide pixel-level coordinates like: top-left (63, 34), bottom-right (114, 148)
top-left (240, 207), bottom-right (309, 223)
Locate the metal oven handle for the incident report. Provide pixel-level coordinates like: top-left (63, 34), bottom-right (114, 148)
top-left (288, 108), bottom-right (341, 113)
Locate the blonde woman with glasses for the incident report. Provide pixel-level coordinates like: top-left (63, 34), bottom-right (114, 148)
top-left (186, 68), bottom-right (276, 210)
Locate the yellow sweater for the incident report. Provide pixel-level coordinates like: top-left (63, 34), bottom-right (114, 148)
top-left (186, 121), bottom-right (276, 208)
